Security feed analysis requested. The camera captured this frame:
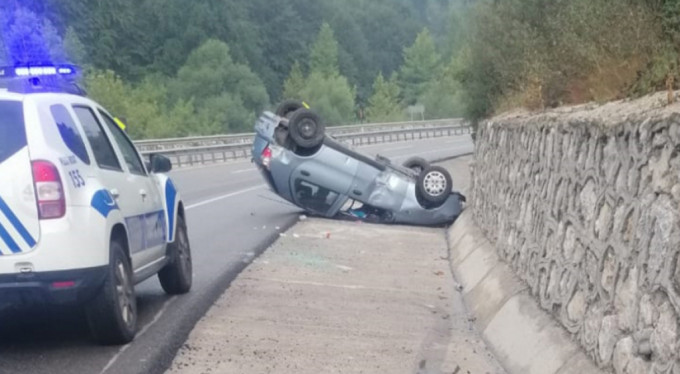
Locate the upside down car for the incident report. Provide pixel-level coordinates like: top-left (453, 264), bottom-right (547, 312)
top-left (251, 101), bottom-right (466, 226)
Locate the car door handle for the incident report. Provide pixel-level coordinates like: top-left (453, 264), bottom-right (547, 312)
top-left (301, 170), bottom-right (311, 177)
top-left (110, 189), bottom-right (120, 200)
top-left (139, 189), bottom-right (147, 198)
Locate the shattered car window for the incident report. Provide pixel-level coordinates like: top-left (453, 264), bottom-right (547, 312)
top-left (294, 179), bottom-right (338, 214)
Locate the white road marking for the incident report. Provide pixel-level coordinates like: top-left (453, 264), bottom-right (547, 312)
top-left (231, 168), bottom-right (257, 174)
top-left (381, 145), bottom-right (413, 152)
top-left (186, 184), bottom-right (266, 211)
top-left (169, 159), bottom-right (252, 174)
top-left (446, 139), bottom-right (469, 144)
top-left (99, 296), bottom-right (178, 374)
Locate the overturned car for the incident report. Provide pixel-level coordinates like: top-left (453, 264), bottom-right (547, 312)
top-left (251, 101), bottom-right (466, 226)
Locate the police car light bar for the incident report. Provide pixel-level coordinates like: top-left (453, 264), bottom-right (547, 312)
top-left (0, 65), bottom-right (77, 78)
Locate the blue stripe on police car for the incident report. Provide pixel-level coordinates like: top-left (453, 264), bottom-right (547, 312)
top-left (0, 196), bottom-right (36, 248)
top-left (165, 179), bottom-right (177, 242)
top-left (91, 189), bottom-right (119, 218)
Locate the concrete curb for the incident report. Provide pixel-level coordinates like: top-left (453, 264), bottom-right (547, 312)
top-left (447, 210), bottom-right (604, 374)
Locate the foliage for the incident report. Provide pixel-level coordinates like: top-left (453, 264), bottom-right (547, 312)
top-left (170, 39), bottom-right (269, 134)
top-left (420, 55), bottom-right (465, 119)
top-left (310, 23), bottom-right (340, 79)
top-left (399, 29), bottom-right (442, 106)
top-left (366, 73), bottom-right (404, 123)
top-left (300, 72), bottom-right (356, 125)
top-left (84, 70), bottom-right (197, 139)
top-left (455, 0), bottom-right (668, 119)
top-left (291, 24), bottom-right (357, 126)
top-left (282, 61), bottom-right (306, 101)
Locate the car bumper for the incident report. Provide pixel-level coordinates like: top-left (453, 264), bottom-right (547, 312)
top-left (0, 266), bottom-right (107, 306)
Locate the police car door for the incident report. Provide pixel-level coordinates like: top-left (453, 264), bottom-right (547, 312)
top-left (72, 106), bottom-right (158, 273)
top-left (96, 109), bottom-right (167, 276)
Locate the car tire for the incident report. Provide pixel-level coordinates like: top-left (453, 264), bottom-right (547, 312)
top-left (158, 216), bottom-right (192, 295)
top-left (288, 109), bottom-right (325, 149)
top-left (416, 166), bottom-right (453, 208)
top-left (86, 240), bottom-right (137, 345)
top-left (276, 100), bottom-right (305, 119)
top-left (403, 157), bottom-right (429, 174)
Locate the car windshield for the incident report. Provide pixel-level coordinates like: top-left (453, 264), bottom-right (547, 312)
top-left (0, 100), bottom-right (26, 163)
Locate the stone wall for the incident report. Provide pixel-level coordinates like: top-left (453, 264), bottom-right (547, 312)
top-left (471, 103), bottom-right (680, 373)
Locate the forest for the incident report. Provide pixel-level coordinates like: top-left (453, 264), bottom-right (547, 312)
top-left (1, 0), bottom-right (680, 139)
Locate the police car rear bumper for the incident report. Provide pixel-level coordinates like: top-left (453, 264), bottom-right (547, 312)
top-left (0, 266), bottom-right (107, 306)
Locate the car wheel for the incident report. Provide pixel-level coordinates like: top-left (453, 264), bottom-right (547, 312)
top-left (86, 240), bottom-right (137, 345)
top-left (276, 100), bottom-right (305, 119)
top-left (403, 157), bottom-right (429, 174)
top-left (158, 216), bottom-right (193, 295)
top-left (288, 109), bottom-right (325, 149)
top-left (416, 166), bottom-right (453, 208)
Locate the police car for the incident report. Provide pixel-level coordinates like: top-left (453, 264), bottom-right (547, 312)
top-left (0, 65), bottom-right (192, 345)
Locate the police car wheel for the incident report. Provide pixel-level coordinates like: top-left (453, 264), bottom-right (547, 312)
top-left (86, 241), bottom-right (137, 345)
top-left (288, 109), bottom-right (325, 149)
top-left (158, 216), bottom-right (193, 295)
top-left (416, 166), bottom-right (453, 208)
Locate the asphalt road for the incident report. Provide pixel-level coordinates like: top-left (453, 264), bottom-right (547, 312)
top-left (0, 135), bottom-right (474, 374)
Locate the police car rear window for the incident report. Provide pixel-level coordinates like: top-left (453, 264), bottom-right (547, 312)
top-left (0, 101), bottom-right (26, 163)
top-left (50, 104), bottom-right (90, 165)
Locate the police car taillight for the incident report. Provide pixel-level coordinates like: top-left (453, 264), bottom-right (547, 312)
top-left (261, 146), bottom-right (272, 170)
top-left (31, 161), bottom-right (66, 219)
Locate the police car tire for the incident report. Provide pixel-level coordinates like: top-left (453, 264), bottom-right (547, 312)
top-left (403, 157), bottom-right (430, 174)
top-left (288, 109), bottom-right (325, 149)
top-left (275, 100), bottom-right (305, 119)
top-left (158, 216), bottom-right (192, 295)
top-left (416, 166), bottom-right (453, 208)
top-left (86, 241), bottom-right (137, 345)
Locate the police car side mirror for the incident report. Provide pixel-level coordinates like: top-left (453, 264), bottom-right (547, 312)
top-left (149, 154), bottom-right (172, 173)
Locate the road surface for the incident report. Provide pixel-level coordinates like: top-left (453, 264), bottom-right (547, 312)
top-left (0, 135), bottom-right (474, 374)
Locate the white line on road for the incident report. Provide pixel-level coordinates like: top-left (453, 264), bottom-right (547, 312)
top-left (231, 168), bottom-right (257, 174)
top-left (381, 145), bottom-right (413, 152)
top-left (186, 184), bottom-right (266, 211)
top-left (446, 139), bottom-right (469, 144)
top-left (99, 296), bottom-right (178, 374)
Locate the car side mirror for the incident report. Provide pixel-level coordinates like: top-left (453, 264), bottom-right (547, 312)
top-left (149, 154), bottom-right (172, 173)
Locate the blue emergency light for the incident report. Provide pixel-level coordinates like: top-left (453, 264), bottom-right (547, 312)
top-left (0, 64), bottom-right (84, 95)
top-left (0, 64), bottom-right (77, 78)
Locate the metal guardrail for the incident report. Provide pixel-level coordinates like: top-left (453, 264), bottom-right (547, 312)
top-left (133, 118), bottom-right (464, 153)
top-left (141, 123), bottom-right (472, 169)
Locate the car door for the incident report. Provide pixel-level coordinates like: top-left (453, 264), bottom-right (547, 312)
top-left (71, 105), bottom-right (154, 272)
top-left (95, 109), bottom-right (167, 274)
top-left (289, 147), bottom-right (356, 217)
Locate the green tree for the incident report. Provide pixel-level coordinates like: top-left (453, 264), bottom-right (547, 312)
top-left (420, 55), bottom-right (465, 119)
top-left (366, 73), bottom-right (404, 122)
top-left (298, 23), bottom-right (356, 124)
top-left (399, 28), bottom-right (442, 105)
top-left (84, 70), bottom-right (129, 118)
top-left (171, 39), bottom-right (269, 133)
top-left (300, 72), bottom-right (356, 125)
top-left (85, 69), bottom-right (199, 139)
top-left (282, 61), bottom-right (306, 100)
top-left (63, 27), bottom-right (86, 65)
top-left (310, 23), bottom-right (340, 78)
top-left (0, 7), bottom-right (66, 64)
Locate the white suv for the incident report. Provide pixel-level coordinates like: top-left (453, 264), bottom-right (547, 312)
top-left (0, 65), bottom-right (192, 345)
